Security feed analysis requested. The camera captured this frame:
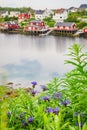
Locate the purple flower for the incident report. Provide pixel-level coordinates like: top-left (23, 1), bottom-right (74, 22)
top-left (53, 92), bottom-right (62, 99)
top-left (28, 116), bottom-right (34, 123)
top-left (31, 81), bottom-right (37, 88)
top-left (40, 85), bottom-right (48, 91)
top-left (53, 107), bottom-right (60, 114)
top-left (30, 90), bottom-right (37, 96)
top-left (41, 95), bottom-right (50, 101)
top-left (61, 100), bottom-right (70, 106)
top-left (7, 111), bottom-right (12, 117)
top-left (46, 108), bottom-right (54, 113)
top-left (46, 107), bottom-right (60, 114)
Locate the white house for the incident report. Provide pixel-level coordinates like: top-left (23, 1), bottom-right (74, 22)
top-left (43, 8), bottom-right (54, 18)
top-left (68, 7), bottom-right (78, 13)
top-left (0, 10), bottom-right (9, 17)
top-left (53, 9), bottom-right (68, 22)
top-left (35, 10), bottom-right (45, 20)
top-left (9, 11), bottom-right (20, 17)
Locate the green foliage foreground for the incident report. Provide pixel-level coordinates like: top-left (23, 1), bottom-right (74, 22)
top-left (0, 44), bottom-right (87, 130)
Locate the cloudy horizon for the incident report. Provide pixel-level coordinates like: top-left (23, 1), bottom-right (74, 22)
top-left (0, 0), bottom-right (87, 9)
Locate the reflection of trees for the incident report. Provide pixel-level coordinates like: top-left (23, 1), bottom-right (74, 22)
top-left (54, 36), bottom-right (68, 53)
top-left (32, 36), bottom-right (47, 51)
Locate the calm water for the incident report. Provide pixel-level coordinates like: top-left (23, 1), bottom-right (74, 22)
top-left (0, 33), bottom-right (87, 86)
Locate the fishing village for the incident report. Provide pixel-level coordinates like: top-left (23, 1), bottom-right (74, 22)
top-left (0, 5), bottom-right (87, 37)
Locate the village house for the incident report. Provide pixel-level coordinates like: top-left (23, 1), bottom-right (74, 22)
top-left (35, 9), bottom-right (54, 20)
top-left (18, 13), bottom-right (30, 22)
top-left (43, 8), bottom-right (54, 18)
top-left (68, 7), bottom-right (78, 13)
top-left (1, 21), bottom-right (20, 30)
top-left (0, 10), bottom-right (9, 17)
top-left (35, 10), bottom-right (45, 20)
top-left (53, 9), bottom-right (68, 22)
top-left (54, 22), bottom-right (77, 33)
top-left (9, 11), bottom-right (20, 17)
top-left (79, 4), bottom-right (87, 11)
top-left (24, 20), bottom-right (46, 31)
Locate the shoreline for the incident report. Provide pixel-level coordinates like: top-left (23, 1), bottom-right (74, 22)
top-left (0, 28), bottom-right (87, 38)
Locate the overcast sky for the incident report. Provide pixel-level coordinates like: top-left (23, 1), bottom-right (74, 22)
top-left (0, 0), bottom-right (87, 9)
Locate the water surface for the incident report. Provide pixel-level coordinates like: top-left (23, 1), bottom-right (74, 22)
top-left (0, 33), bottom-right (87, 86)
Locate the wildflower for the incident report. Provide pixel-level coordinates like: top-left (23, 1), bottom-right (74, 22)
top-left (41, 95), bottom-right (50, 101)
top-left (7, 111), bottom-right (12, 117)
top-left (31, 81), bottom-right (37, 88)
top-left (53, 107), bottom-right (60, 114)
top-left (46, 107), bottom-right (60, 114)
top-left (28, 116), bottom-right (34, 123)
top-left (46, 108), bottom-right (54, 113)
top-left (30, 90), bottom-right (37, 96)
top-left (53, 92), bottom-right (62, 99)
top-left (40, 85), bottom-right (48, 91)
top-left (61, 100), bottom-right (70, 106)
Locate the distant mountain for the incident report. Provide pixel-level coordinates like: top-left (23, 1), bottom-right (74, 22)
top-left (79, 4), bottom-right (87, 9)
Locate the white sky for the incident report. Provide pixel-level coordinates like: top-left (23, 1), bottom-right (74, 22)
top-left (0, 0), bottom-right (87, 9)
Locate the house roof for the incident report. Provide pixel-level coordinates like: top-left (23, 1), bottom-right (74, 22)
top-left (35, 10), bottom-right (45, 14)
top-left (55, 8), bottom-right (66, 14)
top-left (0, 10), bottom-right (8, 14)
top-left (30, 20), bottom-right (43, 23)
top-left (68, 7), bottom-right (78, 11)
top-left (55, 22), bottom-right (75, 27)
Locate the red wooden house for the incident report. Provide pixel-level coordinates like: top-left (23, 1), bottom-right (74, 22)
top-left (54, 22), bottom-right (77, 32)
top-left (18, 13), bottom-right (30, 22)
top-left (24, 20), bottom-right (46, 31)
top-left (1, 22), bottom-right (20, 30)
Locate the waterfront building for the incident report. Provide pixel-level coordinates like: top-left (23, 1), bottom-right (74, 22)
top-left (24, 20), bottom-right (46, 31)
top-left (1, 21), bottom-right (20, 31)
top-left (54, 22), bottom-right (77, 35)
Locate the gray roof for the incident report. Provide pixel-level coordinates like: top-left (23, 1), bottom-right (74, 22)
top-left (55, 22), bottom-right (75, 27)
top-left (0, 10), bottom-right (8, 14)
top-left (35, 10), bottom-right (45, 14)
top-left (79, 4), bottom-right (87, 9)
top-left (30, 20), bottom-right (43, 23)
top-left (68, 7), bottom-right (76, 10)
